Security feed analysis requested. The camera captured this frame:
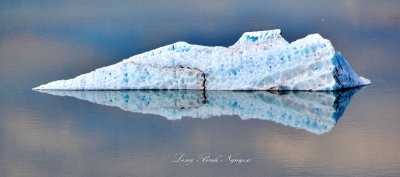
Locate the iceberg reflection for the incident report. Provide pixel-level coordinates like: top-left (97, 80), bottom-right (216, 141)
top-left (37, 88), bottom-right (361, 134)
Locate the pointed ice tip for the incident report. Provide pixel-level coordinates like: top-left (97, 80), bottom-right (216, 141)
top-left (32, 83), bottom-right (49, 90)
top-left (32, 86), bottom-right (41, 90)
top-left (360, 77), bottom-right (372, 85)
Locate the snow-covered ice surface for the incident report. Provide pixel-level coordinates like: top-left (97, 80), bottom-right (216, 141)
top-left (33, 29), bottom-right (370, 90)
top-left (37, 88), bottom-right (361, 134)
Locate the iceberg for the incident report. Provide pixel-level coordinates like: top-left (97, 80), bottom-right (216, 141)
top-left (33, 29), bottom-right (370, 90)
top-left (37, 88), bottom-right (361, 134)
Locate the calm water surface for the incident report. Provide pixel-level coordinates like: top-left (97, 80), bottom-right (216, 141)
top-left (1, 0), bottom-right (400, 176)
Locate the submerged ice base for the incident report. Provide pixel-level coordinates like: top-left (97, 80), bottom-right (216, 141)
top-left (34, 29), bottom-right (370, 91)
top-left (38, 88), bottom-right (361, 134)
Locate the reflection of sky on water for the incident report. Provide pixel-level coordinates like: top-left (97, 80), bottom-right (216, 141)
top-left (37, 89), bottom-right (361, 134)
top-left (1, 84), bottom-right (400, 176)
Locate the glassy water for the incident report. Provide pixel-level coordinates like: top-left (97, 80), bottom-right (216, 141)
top-left (1, 0), bottom-right (400, 176)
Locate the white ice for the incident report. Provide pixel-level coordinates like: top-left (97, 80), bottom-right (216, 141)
top-left (33, 29), bottom-right (370, 90)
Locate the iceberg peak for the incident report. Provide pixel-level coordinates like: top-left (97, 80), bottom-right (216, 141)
top-left (234, 29), bottom-right (283, 45)
top-left (33, 29), bottom-right (370, 91)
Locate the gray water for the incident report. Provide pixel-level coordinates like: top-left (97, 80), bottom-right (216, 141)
top-left (1, 0), bottom-right (400, 176)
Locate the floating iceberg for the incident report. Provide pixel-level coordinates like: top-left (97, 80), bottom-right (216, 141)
top-left (33, 29), bottom-right (370, 90)
top-left (37, 88), bottom-right (361, 134)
